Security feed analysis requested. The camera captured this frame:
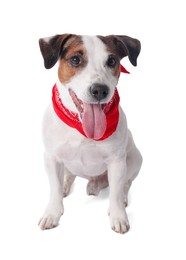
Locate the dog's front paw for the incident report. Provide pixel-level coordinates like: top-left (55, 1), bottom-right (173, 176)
top-left (109, 209), bottom-right (130, 234)
top-left (38, 204), bottom-right (64, 230)
top-left (38, 215), bottom-right (60, 230)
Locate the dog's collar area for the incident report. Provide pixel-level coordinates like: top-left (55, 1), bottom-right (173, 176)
top-left (52, 85), bottom-right (120, 141)
top-left (52, 65), bottom-right (129, 141)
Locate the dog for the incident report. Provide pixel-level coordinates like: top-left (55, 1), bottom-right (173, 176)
top-left (38, 34), bottom-right (142, 234)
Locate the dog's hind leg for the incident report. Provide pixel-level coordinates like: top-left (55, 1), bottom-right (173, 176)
top-left (63, 169), bottom-right (76, 197)
top-left (87, 172), bottom-right (108, 196)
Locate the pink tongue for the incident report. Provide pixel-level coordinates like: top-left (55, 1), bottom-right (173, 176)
top-left (82, 103), bottom-right (106, 140)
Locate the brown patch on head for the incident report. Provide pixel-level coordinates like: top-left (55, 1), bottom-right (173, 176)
top-left (98, 35), bottom-right (141, 67)
top-left (108, 57), bottom-right (121, 79)
top-left (58, 35), bottom-right (87, 84)
top-left (114, 63), bottom-right (121, 79)
top-left (39, 34), bottom-right (88, 80)
top-left (98, 35), bottom-right (121, 56)
top-left (98, 35), bottom-right (122, 79)
top-left (39, 34), bottom-right (72, 69)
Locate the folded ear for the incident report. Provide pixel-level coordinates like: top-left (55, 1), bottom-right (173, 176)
top-left (39, 34), bottom-right (72, 69)
top-left (115, 35), bottom-right (141, 66)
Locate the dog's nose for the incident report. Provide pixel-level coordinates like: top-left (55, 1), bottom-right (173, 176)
top-left (90, 84), bottom-right (109, 101)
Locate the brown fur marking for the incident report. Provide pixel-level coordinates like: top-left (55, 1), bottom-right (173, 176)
top-left (98, 35), bottom-right (122, 79)
top-left (58, 36), bottom-right (87, 84)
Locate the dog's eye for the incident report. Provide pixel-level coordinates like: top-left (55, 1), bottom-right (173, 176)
top-left (70, 56), bottom-right (81, 67)
top-left (107, 56), bottom-right (116, 68)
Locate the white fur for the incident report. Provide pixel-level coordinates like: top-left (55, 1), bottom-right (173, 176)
top-left (38, 36), bottom-right (142, 234)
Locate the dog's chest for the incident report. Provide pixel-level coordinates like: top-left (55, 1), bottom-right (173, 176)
top-left (44, 107), bottom-right (125, 177)
top-left (56, 138), bottom-right (108, 176)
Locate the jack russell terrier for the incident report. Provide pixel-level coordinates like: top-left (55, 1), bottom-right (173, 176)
top-left (38, 34), bottom-right (142, 234)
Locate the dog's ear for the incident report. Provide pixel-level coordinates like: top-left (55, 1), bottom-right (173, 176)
top-left (114, 36), bottom-right (141, 66)
top-left (39, 34), bottom-right (72, 69)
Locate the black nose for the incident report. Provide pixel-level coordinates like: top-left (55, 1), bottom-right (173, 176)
top-left (90, 84), bottom-right (109, 101)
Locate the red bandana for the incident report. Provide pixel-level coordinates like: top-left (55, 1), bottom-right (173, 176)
top-left (52, 65), bottom-right (129, 141)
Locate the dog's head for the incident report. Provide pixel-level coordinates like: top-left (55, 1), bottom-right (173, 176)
top-left (39, 34), bottom-right (140, 139)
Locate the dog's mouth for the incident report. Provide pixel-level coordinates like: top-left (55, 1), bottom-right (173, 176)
top-left (69, 89), bottom-right (107, 140)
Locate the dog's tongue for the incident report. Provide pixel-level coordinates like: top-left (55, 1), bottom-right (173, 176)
top-left (82, 103), bottom-right (106, 140)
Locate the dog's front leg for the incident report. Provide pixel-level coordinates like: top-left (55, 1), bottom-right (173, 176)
top-left (108, 157), bottom-right (130, 234)
top-left (38, 153), bottom-right (64, 230)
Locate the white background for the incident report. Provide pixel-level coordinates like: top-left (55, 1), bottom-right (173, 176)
top-left (0, 0), bottom-right (186, 259)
